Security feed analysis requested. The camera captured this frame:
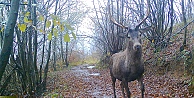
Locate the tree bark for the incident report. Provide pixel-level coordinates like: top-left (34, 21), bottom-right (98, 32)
top-left (182, 0), bottom-right (187, 47)
top-left (0, 0), bottom-right (20, 81)
top-left (43, 40), bottom-right (52, 90)
top-left (65, 42), bottom-right (69, 67)
top-left (52, 0), bottom-right (59, 71)
top-left (27, 0), bottom-right (33, 93)
top-left (32, 0), bottom-right (39, 86)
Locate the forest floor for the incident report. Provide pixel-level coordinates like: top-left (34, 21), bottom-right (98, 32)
top-left (43, 64), bottom-right (194, 98)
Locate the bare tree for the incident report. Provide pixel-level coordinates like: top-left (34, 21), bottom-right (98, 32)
top-left (181, 0), bottom-right (188, 50)
top-left (144, 0), bottom-right (174, 51)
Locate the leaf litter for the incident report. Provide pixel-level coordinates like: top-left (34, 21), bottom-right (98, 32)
top-left (44, 64), bottom-right (194, 98)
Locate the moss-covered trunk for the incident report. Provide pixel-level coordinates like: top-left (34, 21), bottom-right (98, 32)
top-left (0, 0), bottom-right (20, 81)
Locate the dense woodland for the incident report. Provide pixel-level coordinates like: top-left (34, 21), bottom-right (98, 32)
top-left (0, 0), bottom-right (193, 97)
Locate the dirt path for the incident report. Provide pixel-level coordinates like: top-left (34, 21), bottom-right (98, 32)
top-left (45, 64), bottom-right (193, 98)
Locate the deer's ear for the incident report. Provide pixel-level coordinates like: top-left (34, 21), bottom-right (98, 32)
top-left (139, 26), bottom-right (152, 33)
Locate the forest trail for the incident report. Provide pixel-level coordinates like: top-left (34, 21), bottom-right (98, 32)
top-left (44, 64), bottom-right (193, 98)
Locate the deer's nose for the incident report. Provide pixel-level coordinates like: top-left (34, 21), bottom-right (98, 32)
top-left (134, 45), bottom-right (141, 51)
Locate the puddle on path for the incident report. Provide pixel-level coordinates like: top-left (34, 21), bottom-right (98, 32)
top-left (87, 65), bottom-right (95, 69)
top-left (71, 64), bottom-right (99, 76)
top-left (70, 64), bottom-right (112, 97)
top-left (89, 73), bottom-right (100, 76)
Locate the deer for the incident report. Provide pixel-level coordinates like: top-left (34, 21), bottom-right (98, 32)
top-left (109, 7), bottom-right (151, 98)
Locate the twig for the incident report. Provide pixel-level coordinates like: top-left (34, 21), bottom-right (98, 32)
top-left (0, 2), bottom-right (28, 6)
top-left (172, 19), bottom-right (194, 36)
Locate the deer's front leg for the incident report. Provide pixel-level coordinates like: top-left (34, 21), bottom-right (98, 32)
top-left (138, 75), bottom-right (145, 98)
top-left (122, 78), bottom-right (131, 98)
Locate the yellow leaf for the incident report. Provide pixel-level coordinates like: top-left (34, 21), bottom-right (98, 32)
top-left (39, 29), bottom-right (43, 33)
top-left (24, 17), bottom-right (29, 23)
top-left (27, 19), bottom-right (33, 26)
top-left (24, 1), bottom-right (28, 4)
top-left (60, 24), bottom-right (64, 32)
top-left (72, 32), bottom-right (76, 40)
top-left (1, 26), bottom-right (4, 32)
top-left (53, 28), bottom-right (58, 37)
top-left (25, 12), bottom-right (30, 17)
top-left (39, 29), bottom-right (45, 34)
top-left (152, 39), bottom-right (154, 43)
top-left (53, 20), bottom-right (57, 26)
top-left (28, 19), bottom-right (32, 23)
top-left (64, 33), bottom-right (70, 42)
top-left (48, 32), bottom-right (52, 40)
top-left (57, 21), bottom-right (60, 25)
top-left (18, 24), bottom-right (27, 32)
top-left (54, 32), bottom-right (58, 37)
top-left (46, 20), bottom-right (51, 28)
top-left (38, 15), bottom-right (44, 21)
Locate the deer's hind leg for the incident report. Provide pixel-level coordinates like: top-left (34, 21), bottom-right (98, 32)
top-left (110, 71), bottom-right (116, 98)
top-left (112, 77), bottom-right (116, 98)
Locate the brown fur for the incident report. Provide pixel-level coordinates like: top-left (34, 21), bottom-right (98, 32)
top-left (110, 38), bottom-right (145, 98)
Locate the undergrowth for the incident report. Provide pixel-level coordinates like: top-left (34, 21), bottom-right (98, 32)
top-left (69, 56), bottom-right (99, 66)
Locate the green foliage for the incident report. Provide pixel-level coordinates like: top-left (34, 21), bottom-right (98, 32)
top-left (46, 20), bottom-right (51, 28)
top-left (72, 32), bottom-right (76, 40)
top-left (18, 24), bottom-right (26, 32)
top-left (180, 47), bottom-right (194, 94)
top-left (37, 13), bottom-right (76, 42)
top-left (64, 33), bottom-right (70, 42)
top-left (25, 11), bottom-right (30, 16)
top-left (69, 56), bottom-right (99, 66)
top-left (1, 26), bottom-right (4, 32)
top-left (69, 61), bottom-right (83, 66)
top-left (60, 24), bottom-right (64, 32)
top-left (38, 15), bottom-right (44, 21)
top-left (53, 28), bottom-right (58, 37)
top-left (84, 57), bottom-right (99, 65)
top-left (48, 32), bottom-right (52, 40)
top-left (180, 49), bottom-right (192, 70)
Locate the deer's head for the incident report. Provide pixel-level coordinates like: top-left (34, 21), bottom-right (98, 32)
top-left (110, 9), bottom-right (150, 52)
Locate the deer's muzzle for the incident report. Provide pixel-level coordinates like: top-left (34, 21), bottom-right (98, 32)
top-left (133, 39), bottom-right (142, 51)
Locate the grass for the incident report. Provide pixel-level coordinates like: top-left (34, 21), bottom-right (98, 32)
top-left (69, 57), bottom-right (99, 66)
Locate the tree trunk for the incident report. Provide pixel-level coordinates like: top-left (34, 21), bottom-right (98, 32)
top-left (32, 0), bottom-right (39, 86)
top-left (65, 42), bottom-right (69, 67)
top-left (181, 0), bottom-right (187, 47)
top-left (167, 0), bottom-right (174, 44)
top-left (52, 0), bottom-right (59, 71)
top-left (27, 0), bottom-right (33, 93)
top-left (0, 0), bottom-right (20, 81)
top-left (43, 0), bottom-right (59, 89)
top-left (40, 16), bottom-right (48, 85)
top-left (187, 0), bottom-right (192, 19)
top-left (43, 40), bottom-right (52, 90)
top-left (60, 32), bottom-right (64, 64)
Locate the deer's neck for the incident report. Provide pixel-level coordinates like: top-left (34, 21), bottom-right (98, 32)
top-left (126, 41), bottom-right (142, 64)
